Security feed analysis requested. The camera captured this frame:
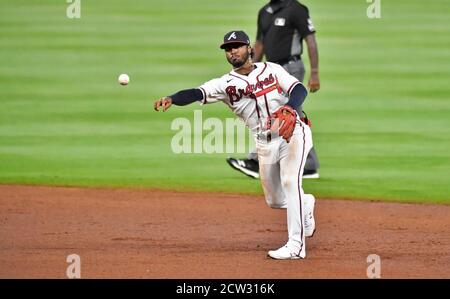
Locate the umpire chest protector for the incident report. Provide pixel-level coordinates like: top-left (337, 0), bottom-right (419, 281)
top-left (257, 0), bottom-right (315, 64)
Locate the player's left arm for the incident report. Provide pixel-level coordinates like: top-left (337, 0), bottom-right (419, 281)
top-left (269, 63), bottom-right (308, 112)
top-left (268, 69), bottom-right (308, 142)
top-left (286, 83), bottom-right (308, 110)
top-left (269, 62), bottom-right (307, 101)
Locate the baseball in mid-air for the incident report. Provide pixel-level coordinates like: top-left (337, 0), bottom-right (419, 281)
top-left (118, 73), bottom-right (130, 85)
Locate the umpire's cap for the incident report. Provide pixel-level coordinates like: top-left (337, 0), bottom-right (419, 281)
top-left (220, 30), bottom-right (250, 49)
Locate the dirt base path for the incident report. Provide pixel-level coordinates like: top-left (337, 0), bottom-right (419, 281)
top-left (0, 185), bottom-right (448, 278)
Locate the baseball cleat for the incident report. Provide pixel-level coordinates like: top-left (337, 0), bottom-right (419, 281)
top-left (304, 194), bottom-right (316, 238)
top-left (226, 157), bottom-right (260, 179)
top-left (268, 246), bottom-right (303, 260)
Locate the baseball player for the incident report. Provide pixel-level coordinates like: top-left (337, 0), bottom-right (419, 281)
top-left (227, 0), bottom-right (321, 180)
top-left (154, 30), bottom-right (316, 259)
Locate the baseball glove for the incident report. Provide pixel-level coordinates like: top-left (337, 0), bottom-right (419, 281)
top-left (267, 105), bottom-right (297, 143)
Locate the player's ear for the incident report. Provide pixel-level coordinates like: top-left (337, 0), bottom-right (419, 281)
top-left (249, 46), bottom-right (254, 58)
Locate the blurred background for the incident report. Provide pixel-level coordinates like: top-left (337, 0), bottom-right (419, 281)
top-left (0, 0), bottom-right (449, 203)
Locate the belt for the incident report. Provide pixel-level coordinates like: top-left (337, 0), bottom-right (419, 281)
top-left (273, 55), bottom-right (301, 66)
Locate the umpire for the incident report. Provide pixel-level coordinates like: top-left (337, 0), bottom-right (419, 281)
top-left (227, 0), bottom-right (320, 179)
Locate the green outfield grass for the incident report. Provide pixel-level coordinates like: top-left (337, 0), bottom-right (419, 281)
top-left (0, 0), bottom-right (449, 204)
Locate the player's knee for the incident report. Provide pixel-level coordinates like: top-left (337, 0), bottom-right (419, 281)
top-left (281, 175), bottom-right (295, 190)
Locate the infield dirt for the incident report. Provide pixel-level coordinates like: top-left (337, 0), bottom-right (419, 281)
top-left (0, 185), bottom-right (449, 278)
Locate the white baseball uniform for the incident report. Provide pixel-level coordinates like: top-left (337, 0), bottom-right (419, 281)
top-left (199, 62), bottom-right (313, 257)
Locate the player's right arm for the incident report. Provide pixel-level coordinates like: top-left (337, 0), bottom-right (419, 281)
top-left (154, 89), bottom-right (203, 111)
top-left (154, 78), bottom-right (224, 112)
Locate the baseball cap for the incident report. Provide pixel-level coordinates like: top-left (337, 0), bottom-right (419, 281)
top-left (219, 30), bottom-right (250, 49)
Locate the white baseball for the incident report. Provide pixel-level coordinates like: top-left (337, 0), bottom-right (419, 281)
top-left (118, 73), bottom-right (130, 85)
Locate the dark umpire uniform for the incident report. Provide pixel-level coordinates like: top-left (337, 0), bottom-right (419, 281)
top-left (256, 0), bottom-right (313, 81)
top-left (227, 0), bottom-right (320, 178)
top-left (256, 0), bottom-right (320, 176)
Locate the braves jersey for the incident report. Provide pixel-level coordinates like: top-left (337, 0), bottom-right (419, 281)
top-left (199, 62), bottom-right (304, 135)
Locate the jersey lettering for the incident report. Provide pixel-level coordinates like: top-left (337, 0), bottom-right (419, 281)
top-left (199, 62), bottom-right (299, 131)
top-left (225, 73), bottom-right (280, 104)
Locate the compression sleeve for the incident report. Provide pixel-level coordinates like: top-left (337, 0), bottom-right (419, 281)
top-left (170, 88), bottom-right (204, 106)
top-left (286, 83), bottom-right (308, 110)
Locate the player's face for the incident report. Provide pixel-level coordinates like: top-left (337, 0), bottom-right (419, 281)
top-left (224, 43), bottom-right (251, 68)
